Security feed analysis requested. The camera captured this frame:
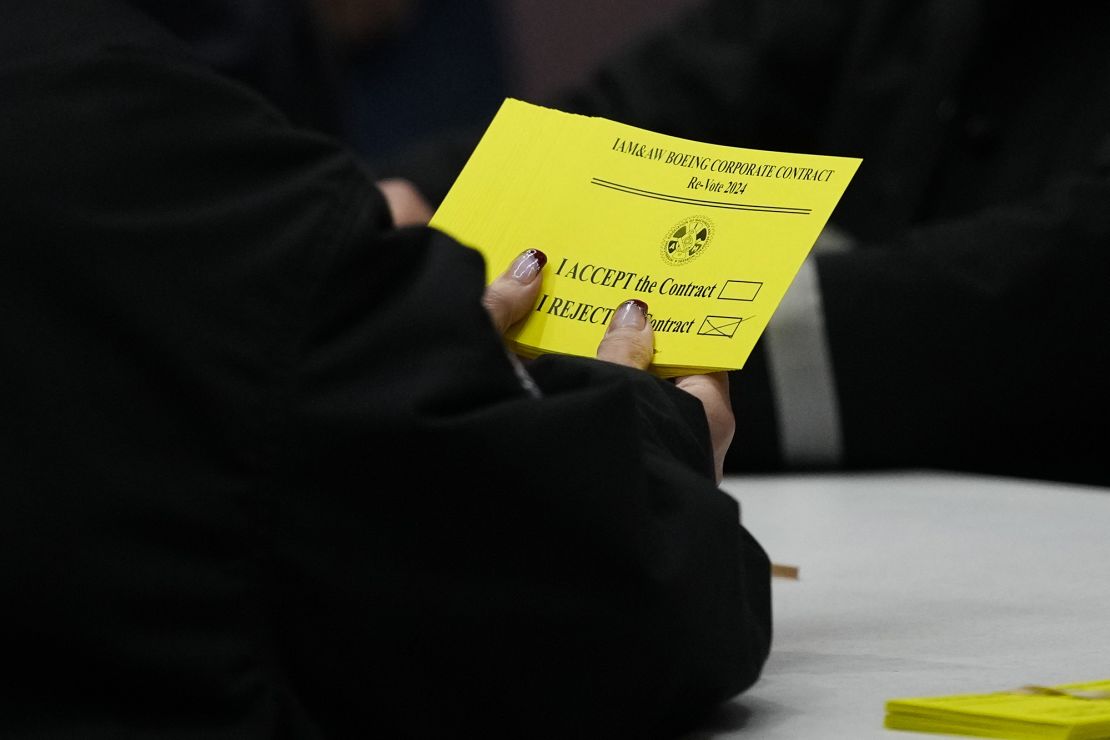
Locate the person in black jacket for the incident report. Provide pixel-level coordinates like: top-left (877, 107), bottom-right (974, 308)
top-left (380, 0), bottom-right (1110, 488)
top-left (0, 1), bottom-right (771, 737)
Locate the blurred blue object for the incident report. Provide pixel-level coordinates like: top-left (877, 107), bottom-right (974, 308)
top-left (342, 0), bottom-right (509, 160)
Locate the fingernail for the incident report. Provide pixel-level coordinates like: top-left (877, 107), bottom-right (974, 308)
top-left (611, 299), bottom-right (648, 329)
top-left (509, 249), bottom-right (547, 284)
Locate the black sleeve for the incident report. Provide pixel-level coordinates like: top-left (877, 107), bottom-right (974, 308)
top-left (0, 2), bottom-right (770, 737)
top-left (816, 172), bottom-right (1110, 486)
top-left (270, 218), bottom-right (772, 738)
top-left (723, 168), bottom-right (1110, 486)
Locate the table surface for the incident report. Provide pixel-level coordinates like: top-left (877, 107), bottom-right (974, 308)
top-left (682, 470), bottom-right (1110, 739)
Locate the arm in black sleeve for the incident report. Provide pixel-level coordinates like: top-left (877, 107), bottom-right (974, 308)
top-left (271, 218), bottom-right (772, 738)
top-left (0, 2), bottom-right (769, 735)
top-left (726, 169), bottom-right (1110, 486)
top-left (815, 173), bottom-right (1110, 487)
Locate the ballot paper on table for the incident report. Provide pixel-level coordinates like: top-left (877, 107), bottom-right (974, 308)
top-left (430, 98), bottom-right (861, 376)
top-left (884, 679), bottom-right (1110, 739)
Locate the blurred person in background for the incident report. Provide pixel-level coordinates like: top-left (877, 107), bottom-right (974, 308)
top-left (379, 0), bottom-right (1110, 488)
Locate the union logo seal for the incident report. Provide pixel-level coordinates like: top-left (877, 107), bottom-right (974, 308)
top-left (661, 216), bottom-right (714, 265)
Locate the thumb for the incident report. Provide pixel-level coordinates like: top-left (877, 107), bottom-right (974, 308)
top-left (674, 372), bottom-right (734, 483)
top-left (596, 299), bottom-right (654, 370)
top-left (376, 178), bottom-right (433, 227)
top-left (482, 249), bottom-right (546, 335)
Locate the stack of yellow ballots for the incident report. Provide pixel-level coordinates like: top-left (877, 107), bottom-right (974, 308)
top-left (885, 679), bottom-right (1110, 739)
top-left (430, 98), bottom-right (860, 377)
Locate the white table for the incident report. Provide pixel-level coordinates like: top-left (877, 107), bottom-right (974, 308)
top-left (685, 470), bottom-right (1110, 739)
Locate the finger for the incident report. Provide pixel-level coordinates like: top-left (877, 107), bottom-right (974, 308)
top-left (674, 372), bottom-right (735, 484)
top-left (482, 249), bottom-right (546, 335)
top-left (376, 177), bottom-right (434, 227)
top-left (596, 299), bottom-right (654, 370)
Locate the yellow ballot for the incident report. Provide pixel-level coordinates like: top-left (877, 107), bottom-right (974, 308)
top-left (430, 98), bottom-right (861, 376)
top-left (885, 679), bottom-right (1110, 739)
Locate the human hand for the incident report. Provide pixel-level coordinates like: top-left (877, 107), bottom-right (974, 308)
top-left (674, 372), bottom-right (734, 484)
top-left (482, 248), bottom-right (547, 335)
top-left (480, 250), bottom-right (652, 368)
top-left (480, 251), bottom-right (656, 367)
top-left (482, 251), bottom-right (734, 482)
top-left (376, 178), bottom-right (434, 227)
top-left (593, 301), bottom-right (734, 483)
